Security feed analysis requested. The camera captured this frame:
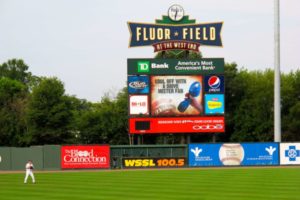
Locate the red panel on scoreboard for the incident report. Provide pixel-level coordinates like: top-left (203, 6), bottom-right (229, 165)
top-left (129, 116), bottom-right (224, 134)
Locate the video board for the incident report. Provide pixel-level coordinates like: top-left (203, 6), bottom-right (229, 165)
top-left (128, 58), bottom-right (225, 134)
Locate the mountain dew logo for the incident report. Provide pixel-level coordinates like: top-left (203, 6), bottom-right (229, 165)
top-left (128, 5), bottom-right (222, 53)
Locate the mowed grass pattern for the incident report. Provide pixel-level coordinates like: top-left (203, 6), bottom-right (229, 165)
top-left (0, 168), bottom-right (299, 200)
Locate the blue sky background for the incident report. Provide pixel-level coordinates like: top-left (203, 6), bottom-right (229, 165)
top-left (0, 0), bottom-right (299, 102)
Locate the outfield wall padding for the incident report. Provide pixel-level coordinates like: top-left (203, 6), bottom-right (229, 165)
top-left (0, 147), bottom-right (11, 170)
top-left (11, 146), bottom-right (44, 170)
top-left (43, 145), bottom-right (61, 170)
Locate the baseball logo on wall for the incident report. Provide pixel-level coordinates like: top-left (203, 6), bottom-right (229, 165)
top-left (219, 144), bottom-right (244, 166)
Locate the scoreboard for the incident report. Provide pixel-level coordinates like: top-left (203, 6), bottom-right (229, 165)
top-left (128, 58), bottom-right (225, 134)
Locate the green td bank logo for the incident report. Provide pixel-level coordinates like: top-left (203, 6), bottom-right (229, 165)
top-left (137, 61), bottom-right (150, 73)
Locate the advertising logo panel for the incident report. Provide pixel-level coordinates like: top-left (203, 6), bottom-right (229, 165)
top-left (280, 143), bottom-right (300, 165)
top-left (128, 59), bottom-right (225, 75)
top-left (151, 75), bottom-right (203, 116)
top-left (61, 145), bottom-right (110, 169)
top-left (189, 143), bottom-right (279, 167)
top-left (204, 75), bottom-right (224, 93)
top-left (128, 76), bottom-right (149, 94)
top-left (129, 95), bottom-right (149, 115)
top-left (137, 61), bottom-right (150, 73)
top-left (122, 157), bottom-right (186, 168)
top-left (205, 94), bottom-right (224, 114)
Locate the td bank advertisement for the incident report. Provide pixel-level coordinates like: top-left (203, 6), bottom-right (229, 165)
top-left (128, 58), bottom-right (224, 75)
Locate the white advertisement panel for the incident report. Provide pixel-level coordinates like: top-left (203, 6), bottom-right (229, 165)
top-left (129, 95), bottom-right (149, 115)
top-left (280, 143), bottom-right (300, 165)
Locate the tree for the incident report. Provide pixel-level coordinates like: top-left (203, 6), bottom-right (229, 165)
top-left (230, 70), bottom-right (274, 142)
top-left (26, 77), bottom-right (74, 145)
top-left (0, 59), bottom-right (31, 84)
top-left (282, 70), bottom-right (300, 141)
top-left (76, 88), bottom-right (129, 145)
top-left (0, 77), bottom-right (27, 146)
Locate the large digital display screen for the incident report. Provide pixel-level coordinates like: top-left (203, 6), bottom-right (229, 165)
top-left (128, 58), bottom-right (225, 134)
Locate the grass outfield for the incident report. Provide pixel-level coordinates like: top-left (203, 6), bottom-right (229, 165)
top-left (0, 167), bottom-right (299, 200)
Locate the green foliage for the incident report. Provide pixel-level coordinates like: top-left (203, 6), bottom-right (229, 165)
top-left (0, 59), bottom-right (31, 84)
top-left (282, 70), bottom-right (300, 141)
top-left (155, 50), bottom-right (202, 59)
top-left (76, 88), bottom-right (129, 145)
top-left (230, 70), bottom-right (274, 142)
top-left (0, 77), bottom-right (27, 146)
top-left (26, 77), bottom-right (74, 145)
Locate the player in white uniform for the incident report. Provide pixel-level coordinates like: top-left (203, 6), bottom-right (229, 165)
top-left (24, 160), bottom-right (35, 183)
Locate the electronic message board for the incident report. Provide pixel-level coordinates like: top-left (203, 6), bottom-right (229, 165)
top-left (128, 58), bottom-right (225, 134)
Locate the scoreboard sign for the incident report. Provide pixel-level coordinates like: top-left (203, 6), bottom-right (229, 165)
top-left (128, 58), bottom-right (225, 134)
top-left (128, 4), bottom-right (222, 53)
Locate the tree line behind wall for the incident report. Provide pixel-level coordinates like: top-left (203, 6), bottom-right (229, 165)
top-left (0, 59), bottom-right (299, 146)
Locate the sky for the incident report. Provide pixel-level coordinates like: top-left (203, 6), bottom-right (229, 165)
top-left (0, 0), bottom-right (299, 102)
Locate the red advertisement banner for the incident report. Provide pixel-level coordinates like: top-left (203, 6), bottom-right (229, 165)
top-left (61, 145), bottom-right (110, 169)
top-left (129, 116), bottom-right (224, 134)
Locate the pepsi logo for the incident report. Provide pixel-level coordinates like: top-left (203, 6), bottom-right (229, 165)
top-left (208, 76), bottom-right (220, 89)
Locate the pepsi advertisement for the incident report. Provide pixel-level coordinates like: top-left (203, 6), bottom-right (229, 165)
top-left (189, 143), bottom-right (279, 167)
top-left (151, 75), bottom-right (203, 116)
top-left (204, 75), bottom-right (224, 93)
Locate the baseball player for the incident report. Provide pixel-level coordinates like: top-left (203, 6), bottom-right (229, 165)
top-left (24, 160), bottom-right (35, 183)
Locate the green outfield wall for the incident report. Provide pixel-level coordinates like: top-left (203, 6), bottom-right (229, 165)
top-left (0, 147), bottom-right (11, 170)
top-left (0, 145), bottom-right (188, 170)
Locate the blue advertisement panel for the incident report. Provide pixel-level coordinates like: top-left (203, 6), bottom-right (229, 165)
top-left (128, 75), bottom-right (149, 94)
top-left (189, 143), bottom-right (279, 167)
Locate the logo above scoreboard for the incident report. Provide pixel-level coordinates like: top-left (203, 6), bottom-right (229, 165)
top-left (128, 5), bottom-right (223, 52)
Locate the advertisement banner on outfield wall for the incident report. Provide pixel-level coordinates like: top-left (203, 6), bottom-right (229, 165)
top-left (61, 145), bottom-right (110, 169)
top-left (189, 143), bottom-right (279, 167)
top-left (122, 157), bottom-right (186, 168)
top-left (280, 143), bottom-right (300, 165)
